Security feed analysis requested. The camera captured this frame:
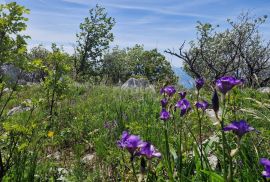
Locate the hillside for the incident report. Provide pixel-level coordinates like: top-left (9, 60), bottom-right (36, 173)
top-left (173, 67), bottom-right (194, 88)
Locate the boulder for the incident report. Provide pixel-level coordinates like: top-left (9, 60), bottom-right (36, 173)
top-left (0, 64), bottom-right (41, 85)
top-left (205, 109), bottom-right (222, 125)
top-left (207, 154), bottom-right (219, 170)
top-left (3, 88), bottom-right (10, 92)
top-left (57, 167), bottom-right (69, 181)
top-left (7, 105), bottom-right (31, 116)
top-left (203, 135), bottom-right (219, 170)
top-left (121, 78), bottom-right (155, 91)
top-left (257, 87), bottom-right (270, 93)
top-left (47, 151), bottom-right (61, 160)
top-left (81, 153), bottom-right (95, 164)
top-left (7, 99), bottom-right (32, 116)
top-left (0, 64), bottom-right (21, 83)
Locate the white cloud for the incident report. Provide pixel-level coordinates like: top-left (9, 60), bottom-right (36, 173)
top-left (61, 0), bottom-right (222, 19)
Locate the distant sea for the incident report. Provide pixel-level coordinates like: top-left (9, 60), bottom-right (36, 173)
top-left (173, 67), bottom-right (194, 89)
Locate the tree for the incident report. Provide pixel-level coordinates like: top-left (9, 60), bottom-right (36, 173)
top-left (75, 4), bottom-right (115, 80)
top-left (42, 44), bottom-right (71, 117)
top-left (166, 13), bottom-right (270, 87)
top-left (0, 2), bottom-right (29, 68)
top-left (0, 2), bottom-right (30, 180)
top-left (102, 46), bottom-right (129, 84)
top-left (27, 45), bottom-right (50, 81)
top-left (102, 45), bottom-right (178, 85)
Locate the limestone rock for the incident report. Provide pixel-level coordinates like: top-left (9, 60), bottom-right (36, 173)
top-left (0, 64), bottom-right (42, 85)
top-left (121, 78), bottom-right (155, 91)
top-left (207, 154), bottom-right (218, 170)
top-left (81, 153), bottom-right (95, 164)
top-left (7, 105), bottom-right (31, 116)
top-left (47, 151), bottom-right (61, 160)
top-left (205, 109), bottom-right (222, 125)
top-left (257, 87), bottom-right (270, 93)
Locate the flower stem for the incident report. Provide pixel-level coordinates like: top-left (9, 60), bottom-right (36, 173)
top-left (220, 95), bottom-right (233, 182)
top-left (177, 117), bottom-right (183, 180)
top-left (196, 90), bottom-right (204, 171)
top-left (164, 121), bottom-right (173, 180)
top-left (220, 94), bottom-right (228, 181)
top-left (131, 160), bottom-right (138, 181)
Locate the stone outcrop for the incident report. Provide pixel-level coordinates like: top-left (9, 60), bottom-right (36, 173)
top-left (121, 78), bottom-right (155, 91)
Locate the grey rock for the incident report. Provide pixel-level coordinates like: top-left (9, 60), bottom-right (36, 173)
top-left (7, 99), bottom-right (32, 116)
top-left (257, 87), bottom-right (270, 93)
top-left (7, 105), bottom-right (31, 116)
top-left (121, 78), bottom-right (155, 91)
top-left (205, 109), bottom-right (222, 125)
top-left (0, 64), bottom-right (42, 85)
top-left (207, 154), bottom-right (218, 170)
top-left (47, 151), bottom-right (61, 160)
top-left (203, 134), bottom-right (220, 144)
top-left (0, 64), bottom-right (21, 83)
top-left (57, 167), bottom-right (69, 181)
top-left (3, 88), bottom-right (10, 92)
top-left (203, 135), bottom-right (219, 170)
top-left (57, 167), bottom-right (69, 174)
top-left (81, 153), bottom-right (95, 164)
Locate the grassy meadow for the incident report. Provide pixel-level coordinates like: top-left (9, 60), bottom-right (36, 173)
top-left (1, 81), bottom-right (269, 181)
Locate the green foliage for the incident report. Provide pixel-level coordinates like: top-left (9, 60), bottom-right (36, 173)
top-left (0, 2), bottom-right (269, 181)
top-left (0, 79), bottom-right (269, 181)
top-left (75, 4), bottom-right (115, 80)
top-left (0, 2), bottom-right (29, 67)
top-left (103, 45), bottom-right (178, 85)
top-left (166, 12), bottom-right (270, 87)
top-left (41, 44), bottom-right (72, 117)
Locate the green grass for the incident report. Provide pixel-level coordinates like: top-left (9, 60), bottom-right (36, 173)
top-left (0, 83), bottom-right (269, 181)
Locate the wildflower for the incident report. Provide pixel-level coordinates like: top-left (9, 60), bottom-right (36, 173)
top-left (160, 98), bottom-right (168, 108)
top-left (212, 89), bottom-right (219, 113)
top-left (216, 76), bottom-right (242, 95)
top-left (48, 131), bottom-right (54, 138)
top-left (260, 158), bottom-right (270, 178)
top-left (175, 98), bottom-right (191, 116)
top-left (138, 142), bottom-right (161, 159)
top-left (117, 131), bottom-right (143, 155)
top-left (195, 100), bottom-right (209, 111)
top-left (160, 85), bottom-right (176, 97)
top-left (104, 120), bottom-right (117, 129)
top-left (160, 108), bottom-right (170, 121)
top-left (178, 91), bottom-right (186, 99)
top-left (195, 78), bottom-right (204, 90)
top-left (223, 120), bottom-right (254, 138)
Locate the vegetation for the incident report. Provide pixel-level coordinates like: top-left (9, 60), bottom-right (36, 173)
top-left (166, 13), bottom-right (270, 88)
top-left (0, 1), bottom-right (269, 182)
top-left (103, 45), bottom-right (178, 85)
top-left (0, 2), bottom-right (29, 70)
top-left (74, 4), bottom-right (115, 81)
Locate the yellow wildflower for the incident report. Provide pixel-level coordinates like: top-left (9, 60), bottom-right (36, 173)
top-left (48, 131), bottom-right (54, 138)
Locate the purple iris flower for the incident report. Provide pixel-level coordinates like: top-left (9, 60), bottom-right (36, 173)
top-left (178, 91), bottom-right (186, 99)
top-left (117, 131), bottom-right (143, 154)
top-left (160, 108), bottom-right (170, 121)
top-left (138, 142), bottom-right (161, 159)
top-left (216, 76), bottom-right (242, 95)
top-left (160, 86), bottom-right (176, 97)
top-left (223, 120), bottom-right (254, 138)
top-left (175, 98), bottom-right (191, 116)
top-left (260, 158), bottom-right (270, 178)
top-left (195, 78), bottom-right (204, 90)
top-left (195, 101), bottom-right (209, 111)
top-left (161, 98), bottom-right (168, 108)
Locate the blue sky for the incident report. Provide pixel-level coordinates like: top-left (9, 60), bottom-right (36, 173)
top-left (2, 0), bottom-right (270, 67)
